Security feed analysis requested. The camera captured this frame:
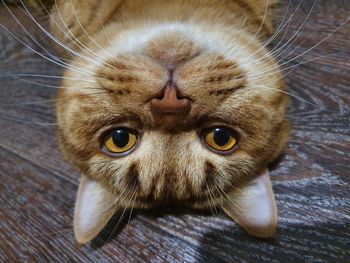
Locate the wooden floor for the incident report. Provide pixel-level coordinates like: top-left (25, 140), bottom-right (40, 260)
top-left (0, 1), bottom-right (349, 262)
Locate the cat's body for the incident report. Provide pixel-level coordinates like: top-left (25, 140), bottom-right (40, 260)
top-left (42, 0), bottom-right (289, 244)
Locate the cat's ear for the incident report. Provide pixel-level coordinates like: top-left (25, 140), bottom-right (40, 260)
top-left (221, 170), bottom-right (277, 238)
top-left (74, 175), bottom-right (119, 244)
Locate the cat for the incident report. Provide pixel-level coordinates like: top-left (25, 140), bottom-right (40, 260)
top-left (25, 0), bottom-right (289, 244)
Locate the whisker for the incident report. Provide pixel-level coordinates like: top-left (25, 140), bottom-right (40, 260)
top-left (234, 0), bottom-right (271, 57)
top-left (91, 180), bottom-right (131, 218)
top-left (204, 186), bottom-right (216, 216)
top-left (68, 0), bottom-right (117, 66)
top-left (247, 16), bottom-right (350, 80)
top-left (14, 77), bottom-right (100, 90)
top-left (1, 1), bottom-right (96, 76)
top-left (98, 14), bottom-right (113, 46)
top-left (0, 91), bottom-right (110, 106)
top-left (0, 21), bottom-right (91, 76)
top-left (205, 176), bottom-right (219, 215)
top-left (227, 0), bottom-right (302, 69)
top-left (20, 0), bottom-right (105, 68)
top-left (0, 116), bottom-right (57, 126)
top-left (247, 51), bottom-right (340, 83)
top-left (278, 52), bottom-right (340, 78)
top-left (0, 73), bottom-right (96, 82)
top-left (51, 0), bottom-right (117, 70)
top-left (250, 85), bottom-right (331, 112)
top-left (230, 1), bottom-right (307, 71)
top-left (16, 3), bottom-right (75, 65)
top-left (123, 185), bottom-right (138, 246)
top-left (105, 186), bottom-right (138, 244)
top-left (3, 1), bottom-right (62, 63)
top-left (215, 182), bottom-right (244, 216)
top-left (270, 0), bottom-right (318, 62)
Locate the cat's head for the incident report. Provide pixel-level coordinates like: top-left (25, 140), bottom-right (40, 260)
top-left (53, 0), bottom-right (288, 244)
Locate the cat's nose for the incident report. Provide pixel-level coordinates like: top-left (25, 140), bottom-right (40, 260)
top-left (150, 83), bottom-right (191, 115)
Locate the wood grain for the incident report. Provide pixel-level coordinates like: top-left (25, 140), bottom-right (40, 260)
top-left (0, 1), bottom-right (349, 262)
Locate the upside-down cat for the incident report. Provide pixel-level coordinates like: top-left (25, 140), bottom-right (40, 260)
top-left (29, 0), bottom-right (289, 244)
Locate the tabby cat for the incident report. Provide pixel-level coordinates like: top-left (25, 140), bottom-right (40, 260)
top-left (23, 0), bottom-right (289, 244)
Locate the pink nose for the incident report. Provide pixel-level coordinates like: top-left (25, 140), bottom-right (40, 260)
top-left (150, 83), bottom-right (191, 115)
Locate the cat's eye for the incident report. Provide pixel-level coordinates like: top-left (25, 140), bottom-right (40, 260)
top-left (103, 128), bottom-right (138, 156)
top-left (202, 127), bottom-right (238, 154)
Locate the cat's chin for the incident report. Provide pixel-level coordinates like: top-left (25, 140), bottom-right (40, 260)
top-left (74, 170), bottom-right (277, 244)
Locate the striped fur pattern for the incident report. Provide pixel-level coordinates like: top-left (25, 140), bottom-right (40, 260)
top-left (49, 0), bottom-right (289, 241)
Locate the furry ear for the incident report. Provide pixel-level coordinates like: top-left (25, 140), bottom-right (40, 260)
top-left (74, 175), bottom-right (120, 244)
top-left (221, 169), bottom-right (277, 238)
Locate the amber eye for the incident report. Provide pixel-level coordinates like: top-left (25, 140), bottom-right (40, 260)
top-left (103, 128), bottom-right (138, 155)
top-left (203, 127), bottom-right (237, 153)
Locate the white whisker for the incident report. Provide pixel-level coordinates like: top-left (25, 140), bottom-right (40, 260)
top-left (14, 77), bottom-right (100, 90)
top-left (68, 0), bottom-right (116, 64)
top-left (247, 16), bottom-right (349, 80)
top-left (105, 186), bottom-right (138, 244)
top-left (0, 21), bottom-right (92, 76)
top-left (0, 116), bottom-right (57, 126)
top-left (235, 0), bottom-right (271, 56)
top-left (0, 73), bottom-right (96, 82)
top-left (123, 185), bottom-right (138, 246)
top-left (270, 0), bottom-right (318, 61)
top-left (20, 0), bottom-right (106, 68)
top-left (98, 14), bottom-right (113, 46)
top-left (251, 85), bottom-right (330, 111)
top-left (227, 0), bottom-right (303, 68)
top-left (0, 91), bottom-right (109, 106)
top-left (2, 1), bottom-right (96, 76)
top-left (51, 0), bottom-right (117, 70)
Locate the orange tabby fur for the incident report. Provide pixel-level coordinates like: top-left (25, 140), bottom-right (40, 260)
top-left (49, 0), bottom-right (289, 243)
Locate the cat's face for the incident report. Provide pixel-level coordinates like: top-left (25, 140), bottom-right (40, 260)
top-left (55, 11), bottom-right (288, 243)
top-left (58, 23), bottom-right (288, 205)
